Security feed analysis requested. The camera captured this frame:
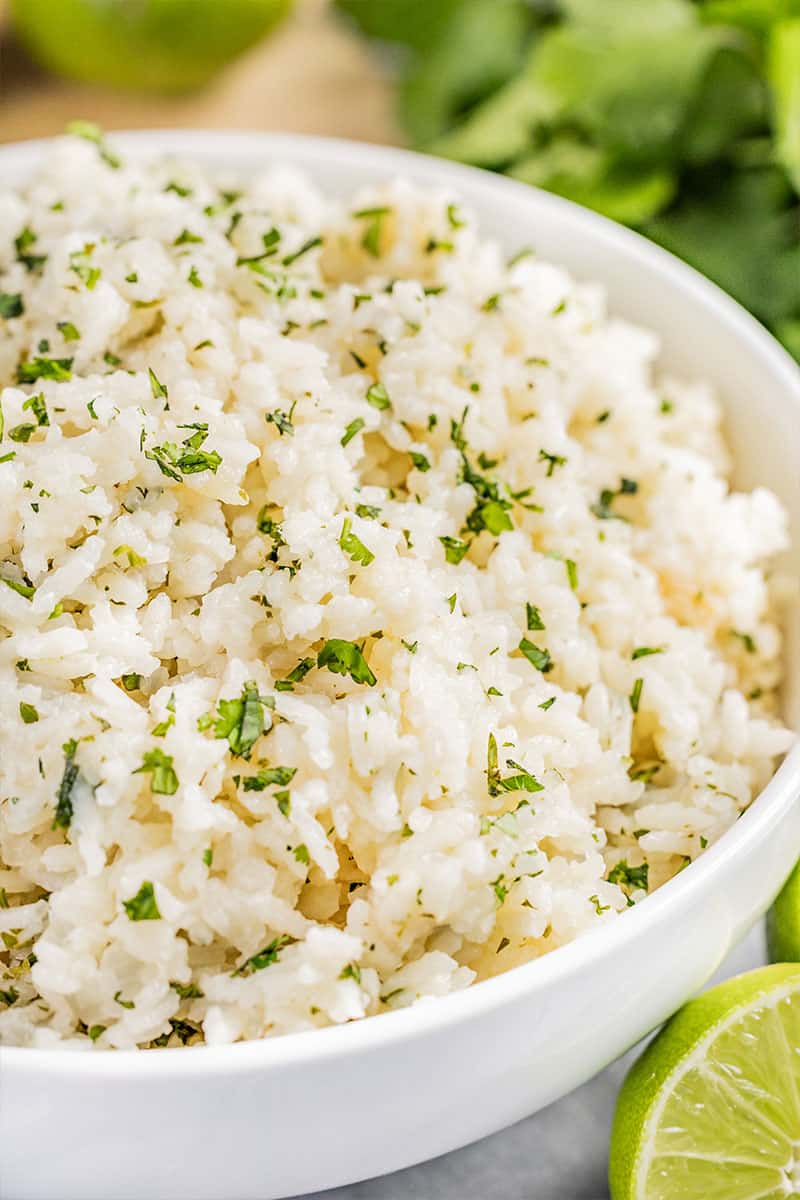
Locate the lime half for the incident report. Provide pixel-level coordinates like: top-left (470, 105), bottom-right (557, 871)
top-left (767, 859), bottom-right (800, 963)
top-left (610, 963), bottom-right (800, 1200)
top-left (10, 0), bottom-right (294, 94)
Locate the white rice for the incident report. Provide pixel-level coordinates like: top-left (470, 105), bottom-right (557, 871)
top-left (0, 131), bottom-right (793, 1050)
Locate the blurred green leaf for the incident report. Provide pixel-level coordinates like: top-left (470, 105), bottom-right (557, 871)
top-left (399, 0), bottom-right (532, 144)
top-left (768, 18), bottom-right (800, 188)
top-left (531, 22), bottom-right (748, 165)
top-left (334, 0), bottom-right (466, 52)
top-left (679, 45), bottom-right (767, 163)
top-left (645, 167), bottom-right (800, 325)
top-left (698, 0), bottom-right (800, 36)
top-left (511, 139), bottom-right (677, 224)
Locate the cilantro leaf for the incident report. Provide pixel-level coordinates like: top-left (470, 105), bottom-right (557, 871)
top-left (234, 934), bottom-right (296, 976)
top-left (54, 739), bottom-right (82, 829)
top-left (123, 881), bottom-right (161, 921)
top-left (340, 517), bottom-right (375, 566)
top-left (317, 638), bottom-right (377, 686)
top-left (16, 357), bottom-right (73, 384)
top-left (214, 681), bottom-right (267, 759)
top-left (0, 293), bottom-right (24, 319)
top-left (519, 637), bottom-right (553, 673)
top-left (135, 748), bottom-right (179, 795)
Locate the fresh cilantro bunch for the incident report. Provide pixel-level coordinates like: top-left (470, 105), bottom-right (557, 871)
top-left (337, 0), bottom-right (800, 359)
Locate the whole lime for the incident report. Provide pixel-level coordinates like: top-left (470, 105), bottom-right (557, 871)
top-left (11, 0), bottom-right (294, 93)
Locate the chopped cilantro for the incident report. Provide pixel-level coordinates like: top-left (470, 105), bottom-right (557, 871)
top-left (148, 368), bottom-right (168, 402)
top-left (54, 739), bottom-right (81, 830)
top-left (401, 638), bottom-right (418, 653)
top-left (366, 381), bottom-right (391, 410)
top-left (0, 292), bottom-right (24, 319)
top-left (134, 748), bottom-right (179, 795)
top-left (66, 120), bottom-right (121, 168)
top-left (459, 452), bottom-right (513, 535)
top-left (293, 843), bottom-right (310, 865)
top-left (57, 320), bottom-right (81, 342)
top-left (243, 766), bottom-right (297, 791)
top-left (731, 629), bottom-right (757, 654)
top-left (519, 637), bottom-right (553, 673)
top-left (123, 881), bottom-right (161, 921)
top-left (14, 226), bottom-right (47, 273)
top-left (526, 602), bottom-right (545, 631)
top-left (173, 228), bottom-right (203, 246)
top-left (608, 860), bottom-right (649, 893)
top-left (340, 517), bottom-right (375, 566)
top-left (171, 981), bottom-right (204, 1000)
top-left (538, 449), bottom-right (567, 477)
top-left (355, 503), bottom-right (381, 519)
top-left (187, 266), bottom-right (203, 288)
top-left (19, 702), bottom-right (39, 724)
top-left (23, 390), bottom-right (50, 426)
top-left (486, 732), bottom-right (544, 797)
top-left (409, 450), bottom-right (431, 472)
top-left (341, 417), bottom-right (365, 446)
top-left (69, 247), bottom-right (101, 289)
top-left (352, 206), bottom-right (391, 257)
top-left (632, 646), bottom-right (664, 660)
top-left (2, 575), bottom-right (35, 599)
top-left (16, 357), bottom-right (72, 384)
top-left (539, 696), bottom-right (556, 711)
top-left (8, 424), bottom-right (36, 443)
top-left (214, 681), bottom-right (268, 759)
top-left (282, 235), bottom-right (323, 266)
top-left (591, 477), bottom-right (638, 520)
top-left (317, 638), bottom-right (376, 686)
top-left (145, 427), bottom-right (221, 480)
top-left (265, 403), bottom-right (296, 437)
top-left (565, 559), bottom-right (578, 591)
top-left (234, 934), bottom-right (295, 975)
top-left (275, 656), bottom-right (315, 692)
top-left (439, 535), bottom-right (470, 564)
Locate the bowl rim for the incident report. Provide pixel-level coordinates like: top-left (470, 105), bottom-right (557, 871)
top-left (1, 128), bottom-right (799, 1077)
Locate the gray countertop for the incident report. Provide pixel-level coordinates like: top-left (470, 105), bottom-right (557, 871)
top-left (303, 925), bottom-right (766, 1200)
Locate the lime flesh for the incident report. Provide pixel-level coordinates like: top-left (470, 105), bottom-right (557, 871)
top-left (610, 963), bottom-right (800, 1200)
top-left (11, 0), bottom-right (294, 94)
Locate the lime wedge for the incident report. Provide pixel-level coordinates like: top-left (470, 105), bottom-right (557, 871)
top-left (609, 963), bottom-right (800, 1200)
top-left (767, 859), bottom-right (800, 963)
top-left (10, 0), bottom-right (294, 94)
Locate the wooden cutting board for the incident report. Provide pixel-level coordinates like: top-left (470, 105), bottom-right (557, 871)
top-left (0, 0), bottom-right (401, 146)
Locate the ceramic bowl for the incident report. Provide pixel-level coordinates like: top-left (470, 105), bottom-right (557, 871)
top-left (1, 132), bottom-right (799, 1200)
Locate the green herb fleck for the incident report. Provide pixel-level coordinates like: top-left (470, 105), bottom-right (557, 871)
top-left (366, 381), bottom-right (391, 411)
top-left (214, 681), bottom-right (268, 759)
top-left (0, 292), bottom-right (24, 319)
top-left (135, 748), bottom-right (179, 795)
top-left (440, 535), bottom-right (470, 564)
top-left (340, 517), bottom-right (375, 566)
top-left (317, 638), bottom-right (376, 686)
top-left (123, 881), bottom-right (161, 921)
top-left (519, 638), bottom-right (553, 673)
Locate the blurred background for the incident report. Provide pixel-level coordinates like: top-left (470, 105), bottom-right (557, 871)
top-left (0, 0), bottom-right (798, 362)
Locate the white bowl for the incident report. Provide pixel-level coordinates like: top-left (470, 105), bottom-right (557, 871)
top-left (1, 132), bottom-right (799, 1200)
